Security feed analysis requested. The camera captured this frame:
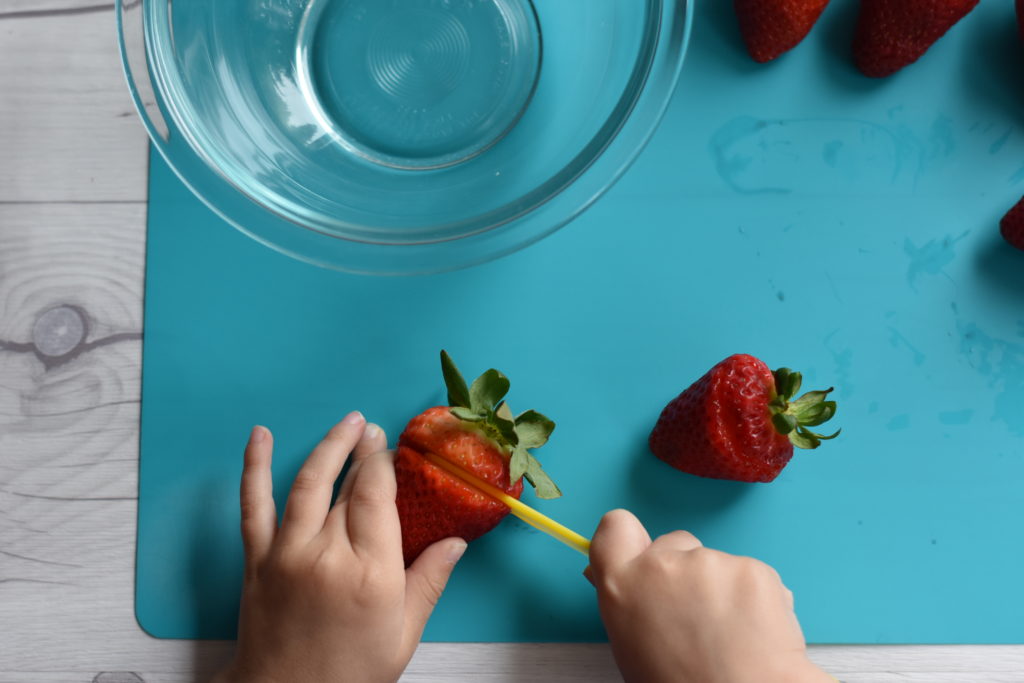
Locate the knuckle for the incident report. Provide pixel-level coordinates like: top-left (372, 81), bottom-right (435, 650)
top-left (737, 556), bottom-right (778, 587)
top-left (239, 499), bottom-right (261, 524)
top-left (748, 556), bottom-right (774, 577)
top-left (597, 572), bottom-right (627, 603)
top-left (266, 552), bottom-right (302, 582)
top-left (639, 550), bottom-right (679, 578)
top-left (357, 569), bottom-right (400, 604)
top-left (762, 563), bottom-right (783, 584)
top-left (415, 574), bottom-right (446, 608)
top-left (687, 547), bottom-right (723, 575)
top-left (687, 545), bottom-right (712, 564)
top-left (290, 469), bottom-right (321, 493)
top-left (324, 423), bottom-right (356, 441)
top-left (310, 548), bottom-right (340, 584)
top-left (680, 530), bottom-right (702, 547)
top-left (351, 484), bottom-right (390, 507)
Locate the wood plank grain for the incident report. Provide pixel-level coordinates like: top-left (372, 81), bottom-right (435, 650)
top-left (1, 1), bottom-right (116, 14)
top-left (0, 203), bottom-right (149, 674)
top-left (0, 7), bottom-right (148, 203)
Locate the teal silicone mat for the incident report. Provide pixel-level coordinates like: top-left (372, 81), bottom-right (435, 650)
top-left (137, 1), bottom-right (1024, 642)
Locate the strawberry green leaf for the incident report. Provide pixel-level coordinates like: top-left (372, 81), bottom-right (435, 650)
top-left (450, 406), bottom-right (484, 422)
top-left (789, 389), bottom-right (833, 412)
top-left (769, 367), bottom-right (840, 450)
top-left (808, 427), bottom-right (841, 441)
top-left (799, 402), bottom-right (836, 427)
top-left (514, 410), bottom-right (555, 449)
top-left (787, 372), bottom-right (802, 400)
top-left (523, 454), bottom-right (562, 499)
top-left (489, 409), bottom-right (519, 447)
top-left (773, 368), bottom-right (790, 398)
top-left (469, 369), bottom-right (510, 412)
top-left (790, 403), bottom-right (825, 424)
top-left (772, 367), bottom-right (802, 401)
top-left (509, 446), bottom-right (528, 483)
top-left (789, 429), bottom-right (819, 450)
top-left (441, 350), bottom-right (471, 409)
top-left (772, 412), bottom-right (797, 435)
top-left (495, 401), bottom-right (514, 423)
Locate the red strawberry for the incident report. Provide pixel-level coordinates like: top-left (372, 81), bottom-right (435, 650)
top-left (649, 354), bottom-right (839, 483)
top-left (1001, 196), bottom-right (1024, 251)
top-left (396, 351), bottom-right (560, 564)
top-left (1018, 0), bottom-right (1024, 42)
top-left (735, 0), bottom-right (831, 63)
top-left (853, 0), bottom-right (978, 78)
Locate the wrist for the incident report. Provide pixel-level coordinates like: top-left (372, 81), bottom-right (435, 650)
top-left (797, 658), bottom-right (835, 682)
top-left (730, 652), bottom-right (830, 683)
top-left (210, 663), bottom-right (274, 683)
top-left (773, 654), bottom-right (833, 683)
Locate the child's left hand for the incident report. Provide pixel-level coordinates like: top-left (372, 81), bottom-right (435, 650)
top-left (213, 412), bottom-right (468, 683)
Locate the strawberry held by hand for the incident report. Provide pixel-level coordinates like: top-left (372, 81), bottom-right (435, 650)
top-left (853, 0), bottom-right (978, 78)
top-left (649, 354), bottom-right (839, 483)
top-left (735, 0), bottom-right (831, 63)
top-left (396, 351), bottom-right (560, 564)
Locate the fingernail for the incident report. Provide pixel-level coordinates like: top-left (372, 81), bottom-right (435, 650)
top-left (364, 423), bottom-right (380, 439)
top-left (343, 411), bottom-right (365, 425)
top-left (447, 539), bottom-right (468, 564)
top-left (250, 425), bottom-right (267, 443)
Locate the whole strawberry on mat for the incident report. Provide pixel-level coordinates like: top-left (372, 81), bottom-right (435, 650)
top-left (649, 354), bottom-right (840, 483)
top-left (1000, 196), bottom-right (1024, 252)
top-left (395, 351), bottom-right (560, 564)
top-left (734, 0), bottom-right (831, 63)
top-left (853, 0), bottom-right (978, 78)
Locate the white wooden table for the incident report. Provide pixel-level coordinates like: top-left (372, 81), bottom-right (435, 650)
top-left (1, 3), bottom-right (1022, 681)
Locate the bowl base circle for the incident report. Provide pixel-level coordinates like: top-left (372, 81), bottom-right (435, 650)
top-left (297, 0), bottom-right (541, 170)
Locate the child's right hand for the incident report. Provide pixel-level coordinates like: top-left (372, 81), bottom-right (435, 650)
top-left (586, 510), bottom-right (832, 683)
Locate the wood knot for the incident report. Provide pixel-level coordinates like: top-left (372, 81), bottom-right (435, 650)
top-left (32, 305), bottom-right (87, 358)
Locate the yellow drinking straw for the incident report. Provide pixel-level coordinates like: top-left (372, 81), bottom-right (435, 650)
top-left (422, 451), bottom-right (591, 556)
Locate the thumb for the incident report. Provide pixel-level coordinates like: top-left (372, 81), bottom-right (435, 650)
top-left (587, 509), bottom-right (651, 582)
top-left (402, 537), bottom-right (467, 645)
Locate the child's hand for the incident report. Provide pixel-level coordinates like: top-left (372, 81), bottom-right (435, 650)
top-left (214, 412), bottom-right (467, 683)
top-left (586, 510), bottom-right (832, 683)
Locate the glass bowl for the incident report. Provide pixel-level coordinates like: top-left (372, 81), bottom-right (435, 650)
top-left (118, 0), bottom-right (691, 275)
